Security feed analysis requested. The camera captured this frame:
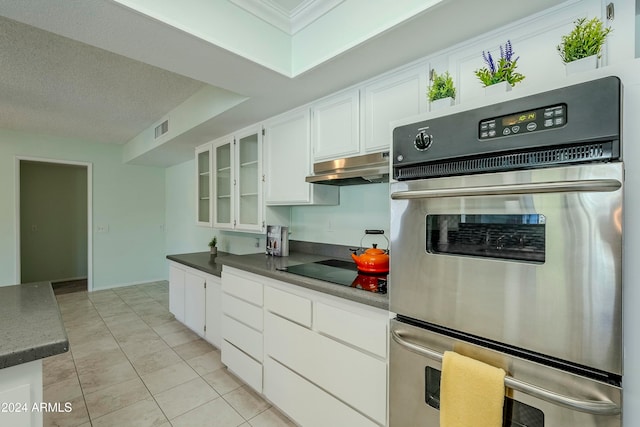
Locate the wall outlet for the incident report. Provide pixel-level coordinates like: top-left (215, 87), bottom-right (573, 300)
top-left (97, 225), bottom-right (109, 233)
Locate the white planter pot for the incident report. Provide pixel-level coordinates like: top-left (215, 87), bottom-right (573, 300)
top-left (564, 55), bottom-right (598, 76)
top-left (430, 97), bottom-right (455, 111)
top-left (484, 81), bottom-right (512, 96)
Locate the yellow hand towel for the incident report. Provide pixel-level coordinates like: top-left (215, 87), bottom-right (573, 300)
top-left (440, 350), bottom-right (506, 427)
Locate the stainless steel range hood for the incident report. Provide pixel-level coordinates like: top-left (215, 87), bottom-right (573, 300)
top-left (306, 151), bottom-right (390, 186)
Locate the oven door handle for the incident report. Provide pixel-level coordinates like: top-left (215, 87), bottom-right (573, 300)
top-left (391, 329), bottom-right (621, 416)
top-left (390, 179), bottom-right (622, 199)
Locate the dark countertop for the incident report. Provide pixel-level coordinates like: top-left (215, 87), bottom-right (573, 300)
top-left (0, 282), bottom-right (69, 369)
top-left (166, 251), bottom-right (231, 277)
top-left (167, 251), bottom-right (389, 310)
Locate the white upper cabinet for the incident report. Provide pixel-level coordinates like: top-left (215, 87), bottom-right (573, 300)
top-left (309, 65), bottom-right (427, 163)
top-left (311, 89), bottom-right (360, 161)
top-left (362, 63), bottom-right (428, 153)
top-left (212, 127), bottom-right (264, 232)
top-left (264, 108), bottom-right (339, 206)
top-left (195, 143), bottom-right (213, 226)
top-left (212, 135), bottom-right (234, 229)
top-left (235, 126), bottom-right (264, 232)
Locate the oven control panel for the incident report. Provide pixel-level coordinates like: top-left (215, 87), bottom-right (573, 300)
top-left (479, 104), bottom-right (567, 140)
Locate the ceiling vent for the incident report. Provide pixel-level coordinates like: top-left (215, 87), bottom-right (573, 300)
top-left (154, 120), bottom-right (169, 139)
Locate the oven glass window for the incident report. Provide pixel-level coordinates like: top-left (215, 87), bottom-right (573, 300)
top-left (425, 367), bottom-right (545, 427)
top-left (426, 214), bottom-right (545, 263)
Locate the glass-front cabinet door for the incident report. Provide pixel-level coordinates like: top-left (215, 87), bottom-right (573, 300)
top-left (213, 136), bottom-right (234, 229)
top-left (235, 126), bottom-right (263, 232)
top-left (195, 143), bottom-right (212, 226)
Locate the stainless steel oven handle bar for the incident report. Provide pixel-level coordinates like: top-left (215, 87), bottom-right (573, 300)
top-left (391, 329), bottom-right (621, 416)
top-left (390, 179), bottom-right (622, 200)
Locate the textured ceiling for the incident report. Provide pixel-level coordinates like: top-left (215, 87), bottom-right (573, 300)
top-left (0, 15), bottom-right (204, 144)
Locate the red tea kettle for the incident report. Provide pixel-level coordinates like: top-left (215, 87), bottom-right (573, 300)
top-left (350, 230), bottom-right (390, 274)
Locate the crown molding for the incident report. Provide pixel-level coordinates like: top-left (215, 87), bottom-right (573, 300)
top-left (230, 0), bottom-right (344, 34)
top-left (289, 0), bottom-right (344, 34)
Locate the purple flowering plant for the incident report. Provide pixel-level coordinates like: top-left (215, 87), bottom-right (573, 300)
top-left (475, 40), bottom-right (525, 87)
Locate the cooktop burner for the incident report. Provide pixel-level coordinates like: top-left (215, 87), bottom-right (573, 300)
top-left (281, 259), bottom-right (387, 294)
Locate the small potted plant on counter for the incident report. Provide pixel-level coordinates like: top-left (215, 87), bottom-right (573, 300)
top-left (428, 71), bottom-right (456, 111)
top-left (209, 236), bottom-right (218, 256)
top-left (475, 40), bottom-right (525, 95)
top-left (557, 17), bottom-right (611, 75)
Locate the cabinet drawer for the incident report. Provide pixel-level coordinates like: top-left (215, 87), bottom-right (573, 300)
top-left (222, 270), bottom-right (263, 306)
top-left (222, 340), bottom-right (262, 393)
top-left (264, 286), bottom-right (312, 328)
top-left (222, 293), bottom-right (263, 331)
top-left (265, 313), bottom-right (386, 424)
top-left (264, 357), bottom-right (379, 427)
top-left (222, 314), bottom-right (263, 362)
top-left (315, 302), bottom-right (387, 358)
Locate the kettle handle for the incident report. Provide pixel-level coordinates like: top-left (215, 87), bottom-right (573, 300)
top-left (360, 231), bottom-right (390, 253)
top-left (365, 229), bottom-right (384, 235)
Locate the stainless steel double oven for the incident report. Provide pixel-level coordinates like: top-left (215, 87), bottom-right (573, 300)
top-left (389, 77), bottom-right (623, 426)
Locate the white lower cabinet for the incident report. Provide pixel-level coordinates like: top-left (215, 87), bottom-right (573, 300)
top-left (205, 275), bottom-right (222, 348)
top-left (168, 262), bottom-right (221, 348)
top-left (169, 264), bottom-right (185, 323)
top-left (264, 357), bottom-right (379, 427)
top-left (220, 268), bottom-right (264, 393)
top-left (218, 267), bottom-right (389, 426)
top-left (263, 281), bottom-right (389, 426)
top-left (221, 339), bottom-right (263, 392)
top-left (0, 360), bottom-right (43, 427)
top-left (184, 270), bottom-right (206, 336)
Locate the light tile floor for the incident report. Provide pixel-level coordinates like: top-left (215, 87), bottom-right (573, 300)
top-left (44, 281), bottom-right (297, 427)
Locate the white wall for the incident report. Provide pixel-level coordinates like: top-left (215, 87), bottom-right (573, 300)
top-left (289, 184), bottom-right (389, 246)
top-left (636, 9), bottom-right (640, 58)
top-left (0, 129), bottom-right (166, 289)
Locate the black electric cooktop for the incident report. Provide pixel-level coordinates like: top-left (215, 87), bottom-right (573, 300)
top-left (280, 259), bottom-right (387, 294)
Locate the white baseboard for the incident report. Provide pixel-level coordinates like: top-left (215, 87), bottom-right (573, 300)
top-left (91, 278), bottom-right (168, 292)
top-left (51, 276), bottom-right (88, 284)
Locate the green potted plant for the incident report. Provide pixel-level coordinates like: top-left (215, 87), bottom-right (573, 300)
top-left (557, 17), bottom-right (612, 74)
top-left (208, 236), bottom-right (217, 256)
top-left (428, 71), bottom-right (456, 110)
top-left (475, 40), bottom-right (525, 94)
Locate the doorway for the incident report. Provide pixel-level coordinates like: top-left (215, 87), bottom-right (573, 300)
top-left (16, 157), bottom-right (93, 291)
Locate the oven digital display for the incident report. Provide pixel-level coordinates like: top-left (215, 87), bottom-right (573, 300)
top-left (502, 111), bottom-right (536, 126)
top-left (479, 104), bottom-right (566, 140)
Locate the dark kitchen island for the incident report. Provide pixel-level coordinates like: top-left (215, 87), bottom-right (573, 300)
top-left (0, 281), bottom-right (69, 427)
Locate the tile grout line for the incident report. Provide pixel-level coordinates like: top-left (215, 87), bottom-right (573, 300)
top-left (88, 284), bottom-right (231, 425)
top-left (54, 283), bottom-right (282, 427)
top-left (64, 291), bottom-right (103, 427)
top-left (93, 287), bottom-right (174, 426)
top-left (64, 286), bottom-right (169, 425)
top-left (120, 285), bottom-right (253, 425)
